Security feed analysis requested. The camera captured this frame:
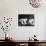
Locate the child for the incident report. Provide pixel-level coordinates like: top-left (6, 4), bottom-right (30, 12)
top-left (32, 35), bottom-right (38, 41)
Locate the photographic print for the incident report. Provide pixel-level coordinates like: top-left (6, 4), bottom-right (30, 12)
top-left (18, 14), bottom-right (35, 26)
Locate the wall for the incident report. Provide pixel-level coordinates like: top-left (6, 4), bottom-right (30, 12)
top-left (0, 0), bottom-right (46, 40)
top-left (44, 15), bottom-right (46, 40)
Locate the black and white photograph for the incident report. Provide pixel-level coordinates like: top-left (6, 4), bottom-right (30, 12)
top-left (18, 14), bottom-right (35, 26)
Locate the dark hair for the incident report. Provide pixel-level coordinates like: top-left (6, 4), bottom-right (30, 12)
top-left (34, 35), bottom-right (36, 37)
